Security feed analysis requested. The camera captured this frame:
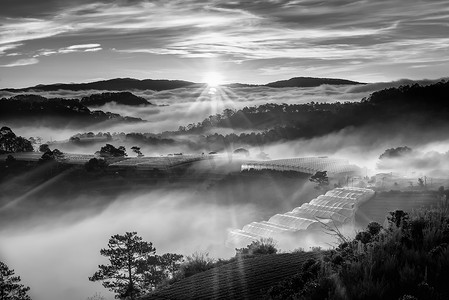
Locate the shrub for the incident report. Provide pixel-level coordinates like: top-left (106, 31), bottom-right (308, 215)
top-left (367, 222), bottom-right (382, 236)
top-left (264, 258), bottom-right (331, 300)
top-left (179, 252), bottom-right (215, 278)
top-left (85, 158), bottom-right (108, 172)
top-left (236, 238), bottom-right (278, 256)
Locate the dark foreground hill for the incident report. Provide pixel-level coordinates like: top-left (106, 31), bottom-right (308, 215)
top-left (265, 77), bottom-right (364, 88)
top-left (1, 78), bottom-right (196, 92)
top-left (142, 252), bottom-right (315, 300)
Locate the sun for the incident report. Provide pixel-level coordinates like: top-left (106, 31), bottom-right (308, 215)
top-left (202, 72), bottom-right (224, 87)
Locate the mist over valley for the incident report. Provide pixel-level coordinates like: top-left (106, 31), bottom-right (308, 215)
top-left (1, 0), bottom-right (449, 299)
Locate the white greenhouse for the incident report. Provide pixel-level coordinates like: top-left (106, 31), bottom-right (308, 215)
top-left (227, 187), bottom-right (375, 247)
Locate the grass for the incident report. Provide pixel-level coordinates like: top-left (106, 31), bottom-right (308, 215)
top-left (356, 190), bottom-right (441, 227)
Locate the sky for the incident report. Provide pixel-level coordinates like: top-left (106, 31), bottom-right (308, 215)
top-left (0, 0), bottom-right (448, 88)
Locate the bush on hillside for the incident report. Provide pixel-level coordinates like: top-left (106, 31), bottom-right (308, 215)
top-left (179, 252), bottom-right (216, 278)
top-left (85, 158), bottom-right (108, 172)
top-left (236, 238), bottom-right (278, 256)
top-left (265, 257), bottom-right (332, 300)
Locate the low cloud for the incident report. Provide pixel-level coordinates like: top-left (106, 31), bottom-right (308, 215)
top-left (0, 170), bottom-right (314, 300)
top-left (0, 84), bottom-right (371, 136)
top-left (346, 77), bottom-right (449, 94)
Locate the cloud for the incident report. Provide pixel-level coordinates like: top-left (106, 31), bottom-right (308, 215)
top-left (0, 58), bottom-right (39, 67)
top-left (377, 147), bottom-right (449, 178)
top-left (0, 43), bottom-right (23, 56)
top-left (1, 0), bottom-right (449, 85)
top-left (67, 43), bottom-right (101, 50)
top-left (83, 47), bottom-right (102, 52)
top-left (0, 18), bottom-right (73, 45)
top-left (32, 44), bottom-right (103, 58)
top-left (2, 1), bottom-right (448, 63)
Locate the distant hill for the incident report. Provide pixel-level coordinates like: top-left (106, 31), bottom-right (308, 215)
top-left (0, 94), bottom-right (144, 128)
top-left (265, 77), bottom-right (364, 88)
top-left (143, 252), bottom-right (315, 300)
top-left (1, 78), bottom-right (195, 92)
top-left (80, 92), bottom-right (152, 106)
top-left (168, 80), bottom-right (449, 150)
top-left (1, 76), bottom-right (365, 92)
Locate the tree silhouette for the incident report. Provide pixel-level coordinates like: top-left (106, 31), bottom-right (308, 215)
top-left (0, 127), bottom-right (33, 154)
top-left (99, 144), bottom-right (127, 158)
top-left (418, 177), bottom-right (425, 188)
top-left (89, 232), bottom-right (156, 299)
top-left (309, 171), bottom-right (329, 189)
top-left (89, 232), bottom-right (183, 299)
top-left (39, 144), bottom-right (50, 153)
top-left (85, 158), bottom-right (108, 172)
top-left (131, 146), bottom-right (143, 157)
top-left (0, 261), bottom-right (31, 300)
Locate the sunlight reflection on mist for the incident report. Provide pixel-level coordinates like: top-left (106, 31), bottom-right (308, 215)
top-left (0, 188), bottom-right (263, 300)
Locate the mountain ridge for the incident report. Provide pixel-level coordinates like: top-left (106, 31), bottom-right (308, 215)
top-left (1, 76), bottom-right (365, 92)
top-left (265, 76), bottom-right (364, 88)
top-left (1, 78), bottom-right (196, 93)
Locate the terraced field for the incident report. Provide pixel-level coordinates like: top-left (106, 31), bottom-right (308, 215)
top-left (109, 155), bottom-right (207, 170)
top-left (355, 191), bottom-right (442, 226)
top-left (142, 252), bottom-right (315, 300)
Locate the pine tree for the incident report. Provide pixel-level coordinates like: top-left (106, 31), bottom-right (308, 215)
top-left (89, 232), bottom-right (157, 299)
top-left (0, 261), bottom-right (31, 300)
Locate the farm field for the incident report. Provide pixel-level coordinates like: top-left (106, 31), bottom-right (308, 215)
top-left (241, 157), bottom-right (359, 175)
top-left (355, 191), bottom-right (443, 227)
top-left (142, 252), bottom-right (316, 300)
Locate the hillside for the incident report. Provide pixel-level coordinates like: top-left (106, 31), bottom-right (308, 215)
top-left (142, 252), bottom-right (316, 300)
top-left (80, 91), bottom-right (152, 106)
top-left (1, 78), bottom-right (195, 92)
top-left (170, 80), bottom-right (449, 148)
top-left (265, 77), bottom-right (364, 88)
top-left (355, 191), bottom-right (441, 226)
top-left (0, 94), bottom-right (144, 127)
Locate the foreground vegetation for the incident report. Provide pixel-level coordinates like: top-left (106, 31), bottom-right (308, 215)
top-left (135, 202), bottom-right (449, 300)
top-left (0, 261), bottom-right (31, 300)
top-left (266, 203), bottom-right (449, 300)
top-left (2, 188), bottom-right (448, 299)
